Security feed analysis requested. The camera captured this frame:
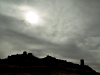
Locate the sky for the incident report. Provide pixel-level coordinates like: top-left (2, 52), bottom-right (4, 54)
top-left (0, 0), bottom-right (100, 72)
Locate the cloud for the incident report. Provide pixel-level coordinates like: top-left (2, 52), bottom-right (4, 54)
top-left (0, 0), bottom-right (100, 72)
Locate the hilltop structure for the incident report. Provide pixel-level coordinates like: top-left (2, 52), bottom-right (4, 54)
top-left (0, 51), bottom-right (98, 75)
top-left (80, 59), bottom-right (84, 66)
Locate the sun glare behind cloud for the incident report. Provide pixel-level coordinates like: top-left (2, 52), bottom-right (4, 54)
top-left (25, 11), bottom-right (39, 24)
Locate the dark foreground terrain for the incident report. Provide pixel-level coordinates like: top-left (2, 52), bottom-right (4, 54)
top-left (0, 51), bottom-right (100, 75)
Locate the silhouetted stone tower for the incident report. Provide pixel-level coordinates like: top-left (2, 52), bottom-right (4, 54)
top-left (23, 51), bottom-right (27, 55)
top-left (80, 59), bottom-right (84, 66)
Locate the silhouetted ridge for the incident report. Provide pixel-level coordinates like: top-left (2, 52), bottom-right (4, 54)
top-left (0, 51), bottom-right (99, 75)
top-left (7, 51), bottom-right (39, 60)
top-left (43, 55), bottom-right (57, 61)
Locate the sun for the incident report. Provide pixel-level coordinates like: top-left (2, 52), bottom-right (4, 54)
top-left (25, 11), bottom-right (39, 24)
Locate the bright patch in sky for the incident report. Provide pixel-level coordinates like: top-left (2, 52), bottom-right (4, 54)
top-left (25, 11), bottom-right (39, 24)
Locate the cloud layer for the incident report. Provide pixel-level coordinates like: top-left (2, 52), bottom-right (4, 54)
top-left (0, 0), bottom-right (100, 72)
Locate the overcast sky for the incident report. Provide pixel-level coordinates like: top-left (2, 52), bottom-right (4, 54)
top-left (0, 0), bottom-right (100, 72)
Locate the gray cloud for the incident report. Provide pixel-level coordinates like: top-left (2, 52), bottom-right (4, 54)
top-left (0, 0), bottom-right (100, 72)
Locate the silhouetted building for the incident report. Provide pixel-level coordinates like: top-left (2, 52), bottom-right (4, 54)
top-left (28, 53), bottom-right (33, 56)
top-left (80, 59), bottom-right (84, 66)
top-left (23, 51), bottom-right (27, 55)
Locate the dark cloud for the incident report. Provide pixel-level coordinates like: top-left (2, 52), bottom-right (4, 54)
top-left (0, 0), bottom-right (100, 72)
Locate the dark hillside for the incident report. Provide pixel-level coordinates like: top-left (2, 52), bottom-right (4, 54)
top-left (0, 51), bottom-right (100, 75)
